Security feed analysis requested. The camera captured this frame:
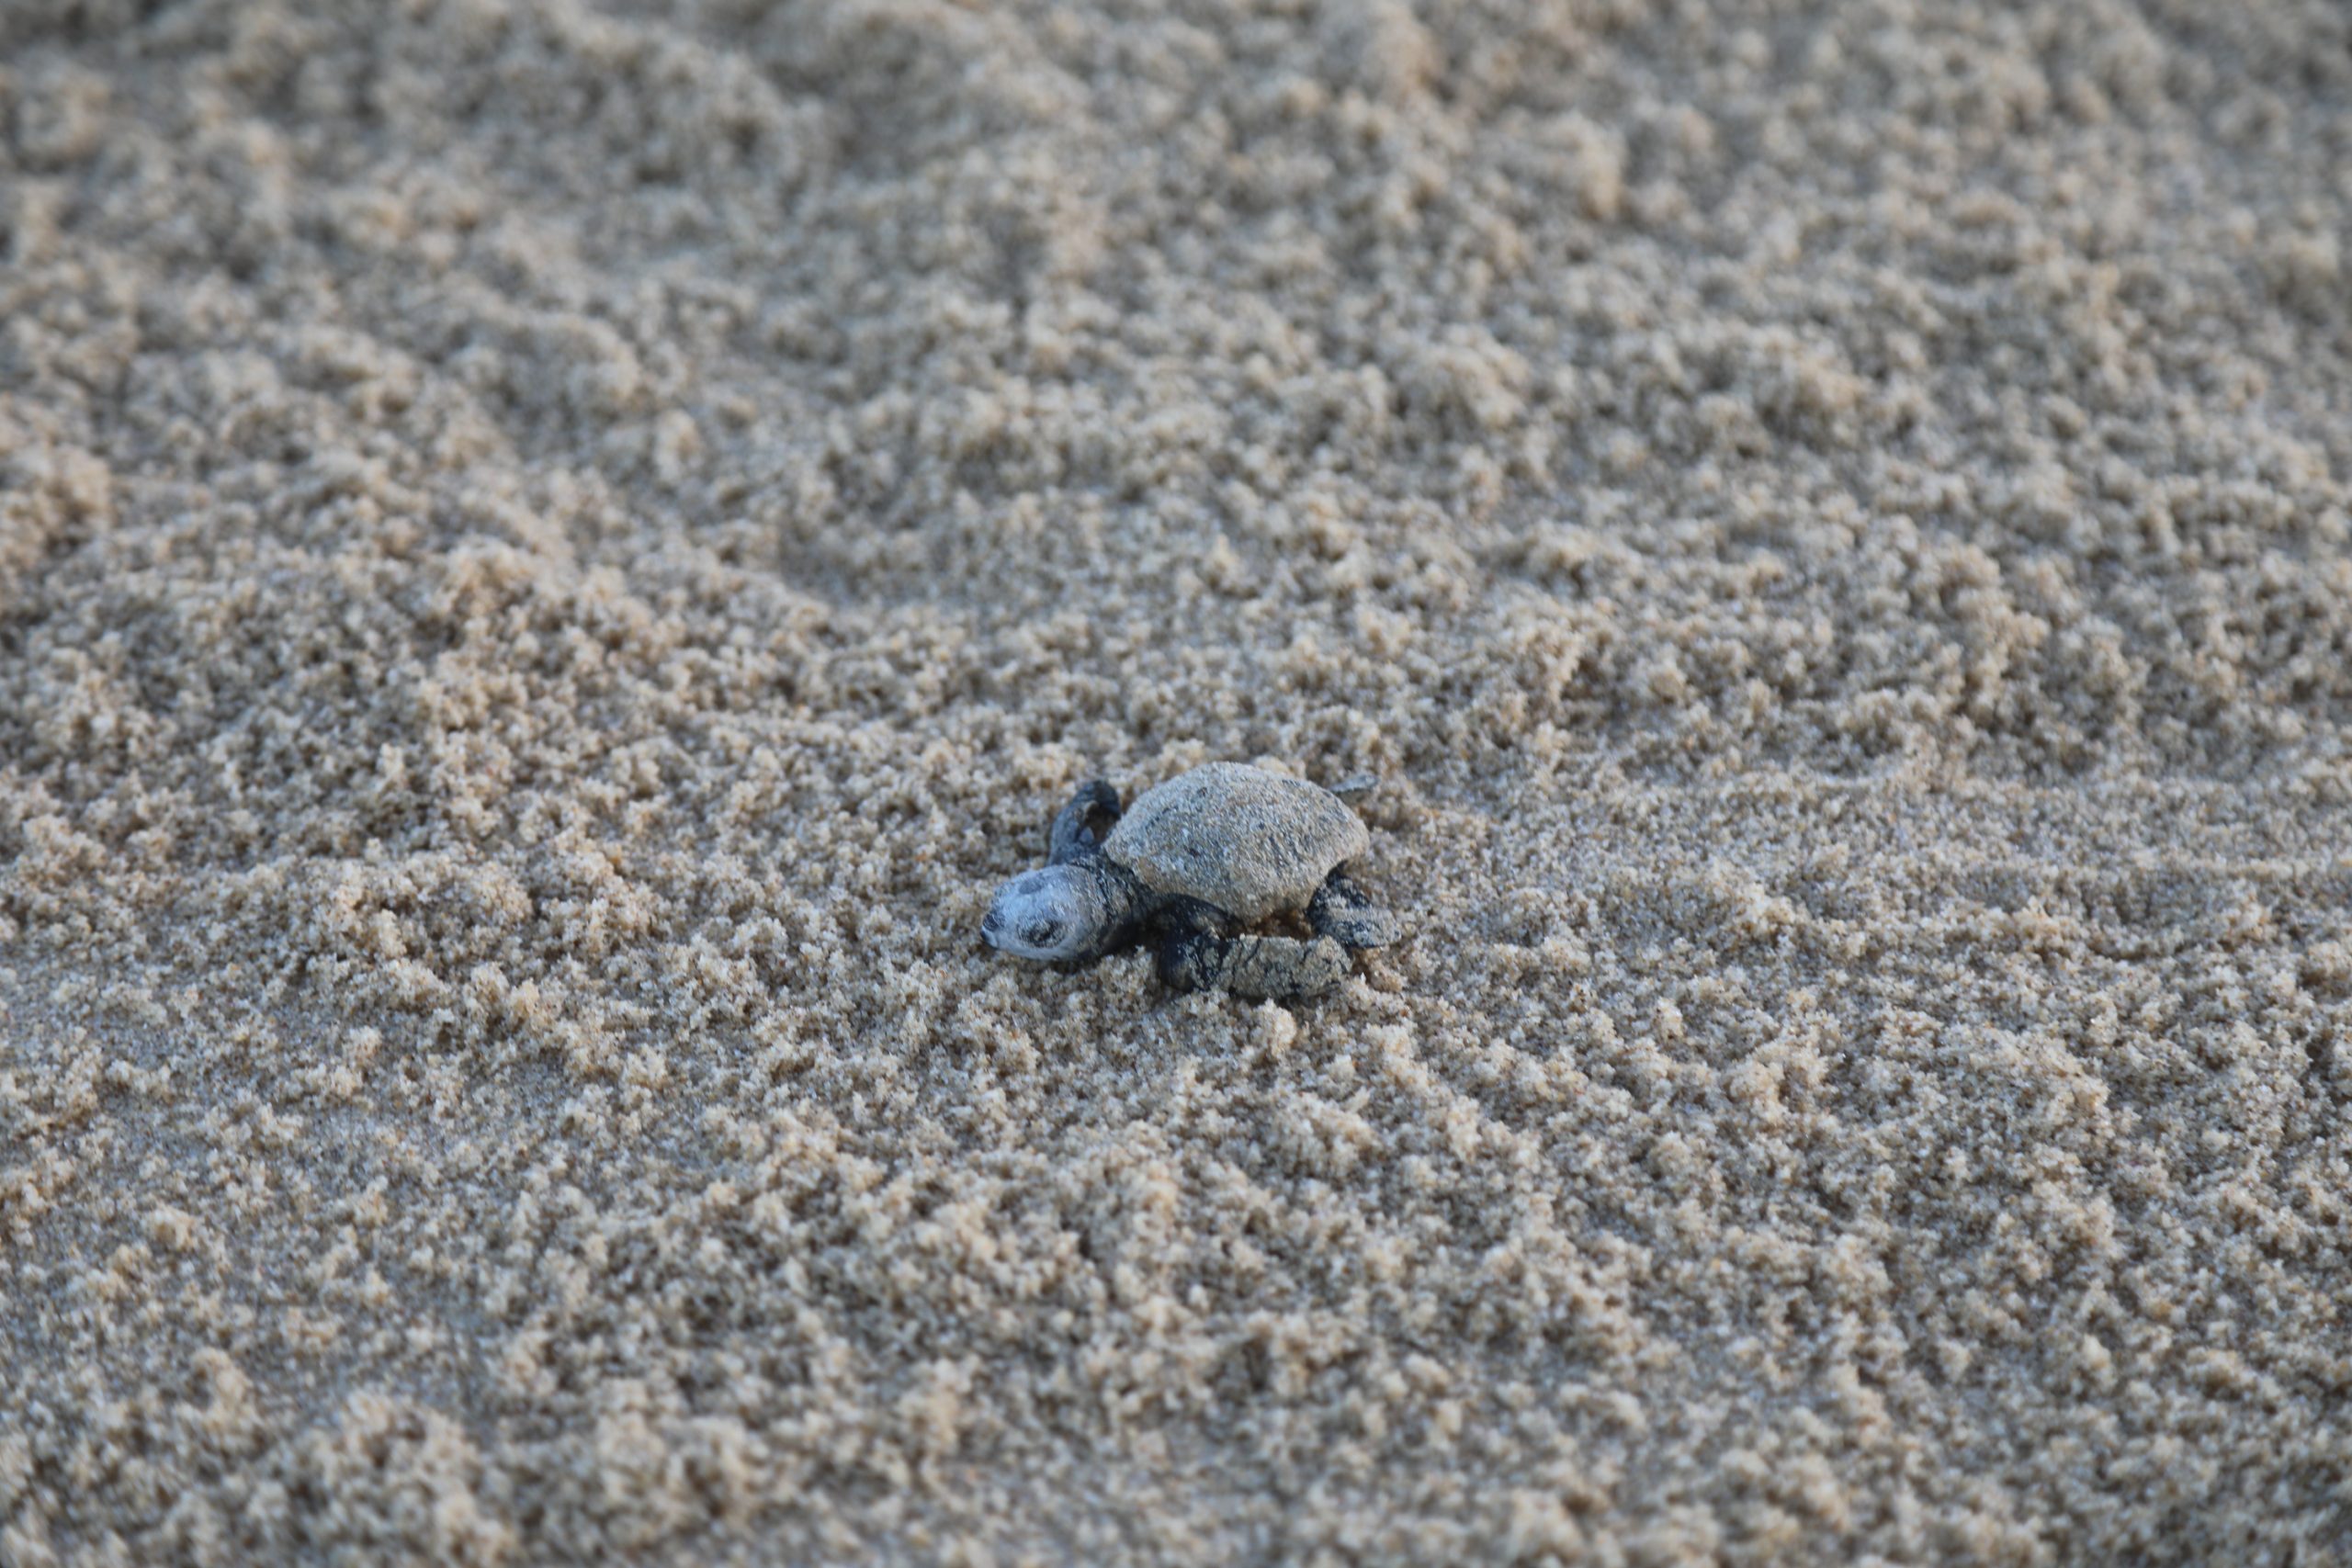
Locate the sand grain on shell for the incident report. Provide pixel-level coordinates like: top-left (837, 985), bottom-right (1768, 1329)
top-left (4, 0), bottom-right (2351, 1563)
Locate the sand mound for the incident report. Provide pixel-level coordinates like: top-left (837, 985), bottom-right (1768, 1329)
top-left (4, 1), bottom-right (2349, 1562)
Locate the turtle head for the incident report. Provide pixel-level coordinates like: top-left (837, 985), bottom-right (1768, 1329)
top-left (982, 865), bottom-right (1108, 962)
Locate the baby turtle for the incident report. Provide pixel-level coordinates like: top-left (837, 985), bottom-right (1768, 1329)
top-left (981, 762), bottom-right (1399, 1001)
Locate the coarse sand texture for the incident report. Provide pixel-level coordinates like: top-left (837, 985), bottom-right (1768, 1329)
top-left (4, 0), bottom-right (2352, 1563)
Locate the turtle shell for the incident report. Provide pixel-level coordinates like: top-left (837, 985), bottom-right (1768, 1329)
top-left (1102, 762), bottom-right (1369, 921)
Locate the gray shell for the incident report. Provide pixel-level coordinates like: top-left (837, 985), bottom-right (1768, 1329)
top-left (1102, 762), bottom-right (1369, 922)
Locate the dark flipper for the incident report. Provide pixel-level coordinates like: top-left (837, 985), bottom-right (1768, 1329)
top-left (1159, 927), bottom-right (1351, 1002)
top-left (1308, 868), bottom-right (1397, 950)
top-left (1048, 780), bottom-right (1123, 866)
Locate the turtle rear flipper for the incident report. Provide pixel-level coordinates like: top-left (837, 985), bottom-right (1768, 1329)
top-left (1309, 868), bottom-right (1396, 949)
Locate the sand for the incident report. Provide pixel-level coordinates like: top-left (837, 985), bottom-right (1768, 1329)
top-left (3, 0), bottom-right (2350, 1562)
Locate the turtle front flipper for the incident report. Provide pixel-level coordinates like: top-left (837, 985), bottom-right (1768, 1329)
top-left (1308, 868), bottom-right (1397, 949)
top-left (1048, 780), bottom-right (1123, 865)
top-left (1159, 928), bottom-right (1350, 1002)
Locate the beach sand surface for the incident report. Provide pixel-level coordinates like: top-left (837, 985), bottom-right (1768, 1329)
top-left (4, 1), bottom-right (2350, 1562)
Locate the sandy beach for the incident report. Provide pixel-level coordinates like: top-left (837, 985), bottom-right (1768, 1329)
top-left (4, 0), bottom-right (2349, 1561)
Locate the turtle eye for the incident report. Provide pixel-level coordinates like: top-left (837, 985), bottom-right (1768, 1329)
top-left (1026, 921), bottom-right (1059, 948)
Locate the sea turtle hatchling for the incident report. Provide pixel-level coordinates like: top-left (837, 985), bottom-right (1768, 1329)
top-left (980, 762), bottom-right (1399, 1001)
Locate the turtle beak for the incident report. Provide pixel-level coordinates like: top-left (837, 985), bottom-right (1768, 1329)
top-left (980, 908), bottom-right (1003, 948)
